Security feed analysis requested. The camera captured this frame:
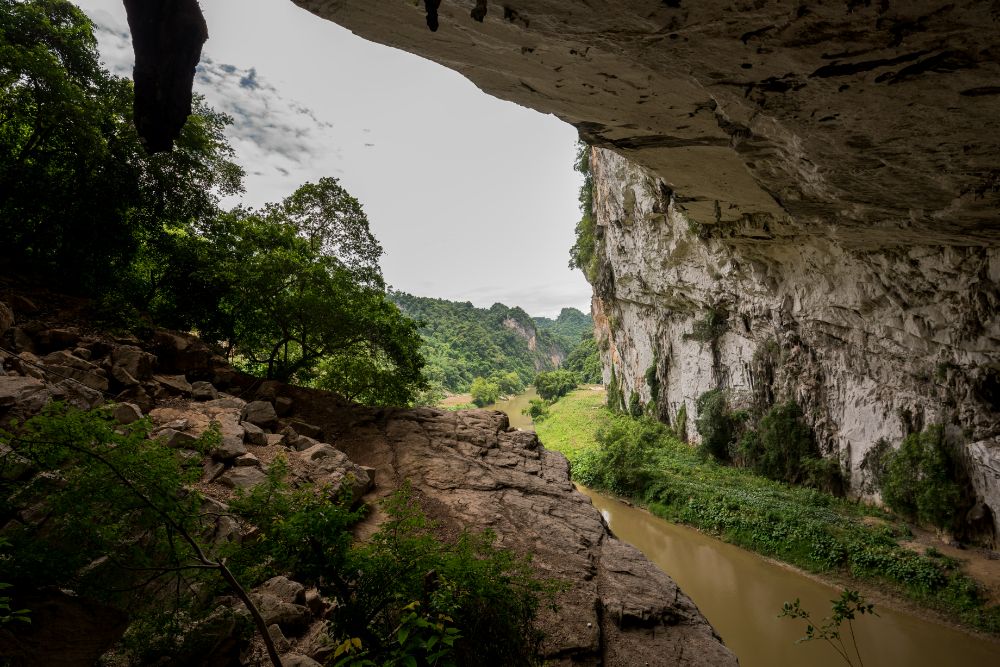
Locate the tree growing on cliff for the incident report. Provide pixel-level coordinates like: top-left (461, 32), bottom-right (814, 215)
top-left (568, 142), bottom-right (598, 283)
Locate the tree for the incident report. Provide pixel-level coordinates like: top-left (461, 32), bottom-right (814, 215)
top-left (563, 336), bottom-right (602, 384)
top-left (470, 377), bottom-right (500, 407)
top-left (880, 426), bottom-right (966, 532)
top-left (0, 0), bottom-right (242, 296)
top-left (695, 390), bottom-right (733, 462)
top-left (534, 370), bottom-right (579, 401)
top-left (170, 182), bottom-right (426, 404)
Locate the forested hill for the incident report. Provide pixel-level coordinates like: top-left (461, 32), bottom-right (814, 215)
top-left (389, 292), bottom-right (592, 392)
top-left (534, 308), bottom-right (593, 352)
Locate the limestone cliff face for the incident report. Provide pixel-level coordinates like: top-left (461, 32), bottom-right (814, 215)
top-left (589, 146), bottom-right (1000, 540)
top-left (295, 0), bottom-right (1000, 540)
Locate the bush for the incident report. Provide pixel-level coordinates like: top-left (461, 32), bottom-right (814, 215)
top-left (534, 370), bottom-right (578, 402)
top-left (470, 377), bottom-right (501, 407)
top-left (574, 418), bottom-right (666, 497)
top-left (880, 426), bottom-right (967, 532)
top-left (685, 309), bottom-right (728, 344)
top-left (332, 484), bottom-right (558, 666)
top-left (695, 390), bottom-right (733, 462)
top-left (523, 399), bottom-right (550, 422)
top-left (744, 401), bottom-right (822, 486)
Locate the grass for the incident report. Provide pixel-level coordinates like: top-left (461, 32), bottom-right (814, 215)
top-left (535, 389), bottom-right (1000, 635)
top-left (532, 388), bottom-right (604, 457)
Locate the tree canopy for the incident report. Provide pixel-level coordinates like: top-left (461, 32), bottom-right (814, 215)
top-left (0, 0), bottom-right (424, 406)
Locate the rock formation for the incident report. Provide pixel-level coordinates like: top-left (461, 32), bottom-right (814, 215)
top-left (0, 291), bottom-right (735, 665)
top-left (292, 0), bottom-right (1000, 541)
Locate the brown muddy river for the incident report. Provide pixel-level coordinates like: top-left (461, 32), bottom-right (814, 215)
top-left (579, 487), bottom-right (1000, 667)
top-left (484, 386), bottom-right (538, 430)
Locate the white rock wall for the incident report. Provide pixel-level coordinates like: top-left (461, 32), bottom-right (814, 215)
top-left (590, 147), bottom-right (1000, 541)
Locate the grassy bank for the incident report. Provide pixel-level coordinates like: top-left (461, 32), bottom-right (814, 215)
top-left (534, 389), bottom-right (1000, 634)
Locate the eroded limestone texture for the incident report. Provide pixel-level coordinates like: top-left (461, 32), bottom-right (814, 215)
top-left (294, 0), bottom-right (1000, 540)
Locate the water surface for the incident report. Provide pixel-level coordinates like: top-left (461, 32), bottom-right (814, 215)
top-left (579, 487), bottom-right (1000, 667)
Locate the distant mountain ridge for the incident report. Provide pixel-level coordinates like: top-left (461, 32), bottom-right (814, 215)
top-left (389, 291), bottom-right (592, 393)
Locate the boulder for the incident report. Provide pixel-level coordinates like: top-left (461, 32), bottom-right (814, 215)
top-left (0, 443), bottom-right (33, 481)
top-left (40, 350), bottom-right (109, 392)
top-left (114, 385), bottom-right (154, 413)
top-left (234, 452), bottom-right (261, 468)
top-left (296, 444), bottom-right (371, 503)
top-left (274, 396), bottom-right (294, 417)
top-left (191, 381), bottom-right (219, 401)
top-left (36, 328), bottom-right (80, 351)
top-left (154, 374), bottom-right (193, 396)
top-left (151, 330), bottom-right (215, 374)
top-left (268, 624), bottom-right (291, 654)
top-left (156, 428), bottom-right (197, 449)
top-left (257, 593), bottom-right (310, 634)
top-left (219, 466), bottom-right (268, 490)
top-left (110, 365), bottom-right (140, 387)
top-left (264, 433), bottom-right (285, 447)
top-left (261, 576), bottom-right (306, 606)
top-left (242, 421), bottom-right (267, 446)
top-left (112, 402), bottom-right (143, 425)
top-left (202, 459), bottom-right (226, 484)
top-left (210, 414), bottom-right (247, 461)
top-left (0, 376), bottom-right (46, 409)
top-left (111, 346), bottom-right (156, 381)
top-left (241, 401), bottom-right (278, 429)
top-left (202, 396), bottom-right (247, 410)
top-left (287, 419), bottom-right (323, 440)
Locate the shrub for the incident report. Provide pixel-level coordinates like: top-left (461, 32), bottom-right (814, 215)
top-left (685, 308), bottom-right (728, 344)
top-left (333, 484), bottom-right (559, 666)
top-left (880, 426), bottom-right (967, 532)
top-left (523, 399), bottom-right (550, 422)
top-left (534, 370), bottom-right (578, 402)
top-left (745, 401), bottom-right (821, 486)
top-left (574, 418), bottom-right (665, 497)
top-left (606, 367), bottom-right (623, 413)
top-left (695, 389), bottom-right (733, 462)
top-left (470, 377), bottom-right (501, 407)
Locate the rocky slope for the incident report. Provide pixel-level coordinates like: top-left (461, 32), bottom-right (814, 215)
top-left (292, 1), bottom-right (1000, 541)
top-left (0, 290), bottom-right (735, 666)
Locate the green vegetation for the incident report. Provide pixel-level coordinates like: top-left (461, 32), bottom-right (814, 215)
top-left (568, 142), bottom-right (597, 283)
top-left (534, 370), bottom-right (579, 401)
top-left (0, 0), bottom-right (424, 406)
top-left (780, 590), bottom-right (877, 667)
top-left (390, 293), bottom-right (591, 395)
top-left (876, 426), bottom-right (969, 533)
top-left (536, 390), bottom-right (1000, 633)
top-left (685, 308), bottom-right (729, 344)
top-left (533, 308), bottom-right (592, 353)
top-left (2, 405), bottom-right (558, 665)
top-left (470, 376), bottom-right (502, 407)
top-left (692, 390), bottom-right (842, 494)
top-left (562, 336), bottom-right (602, 384)
top-left (694, 389), bottom-right (734, 462)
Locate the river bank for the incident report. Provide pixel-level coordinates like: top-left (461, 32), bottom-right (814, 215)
top-left (523, 387), bottom-right (1000, 637)
top-left (580, 486), bottom-right (1000, 666)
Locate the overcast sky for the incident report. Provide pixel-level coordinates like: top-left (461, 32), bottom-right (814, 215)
top-left (74, 0), bottom-right (591, 318)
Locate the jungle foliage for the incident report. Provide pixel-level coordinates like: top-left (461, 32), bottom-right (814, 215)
top-left (390, 293), bottom-right (591, 394)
